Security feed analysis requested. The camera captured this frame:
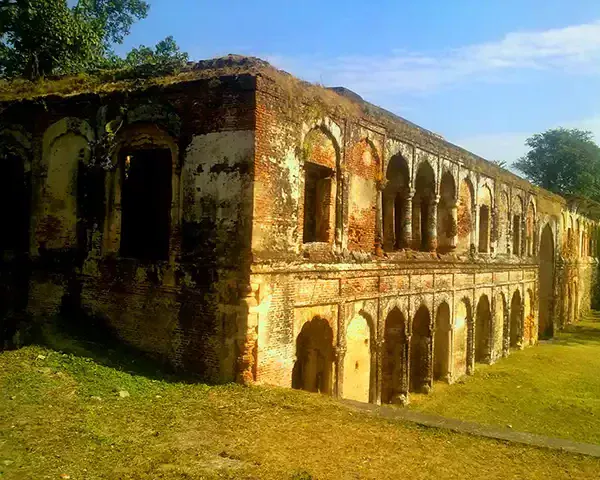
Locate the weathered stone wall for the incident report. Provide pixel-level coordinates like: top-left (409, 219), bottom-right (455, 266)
top-left (1, 57), bottom-right (598, 396)
top-left (250, 72), bottom-right (600, 404)
top-left (0, 75), bottom-right (257, 381)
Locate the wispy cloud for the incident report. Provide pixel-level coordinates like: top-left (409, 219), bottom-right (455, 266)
top-left (266, 20), bottom-right (600, 95)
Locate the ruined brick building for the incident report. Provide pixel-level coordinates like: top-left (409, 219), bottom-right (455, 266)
top-left (0, 56), bottom-right (598, 404)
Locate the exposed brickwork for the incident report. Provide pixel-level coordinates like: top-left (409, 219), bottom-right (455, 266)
top-left (0, 56), bottom-right (598, 405)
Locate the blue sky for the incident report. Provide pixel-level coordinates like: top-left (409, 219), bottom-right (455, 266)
top-left (116, 0), bottom-right (600, 166)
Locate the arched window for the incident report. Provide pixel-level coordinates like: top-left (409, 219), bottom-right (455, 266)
top-left (413, 162), bottom-right (436, 251)
top-left (478, 185), bottom-right (492, 253)
top-left (301, 127), bottom-right (338, 244)
top-left (437, 172), bottom-right (456, 253)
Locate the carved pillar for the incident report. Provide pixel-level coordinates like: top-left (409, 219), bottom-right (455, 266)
top-left (401, 336), bottom-right (411, 400)
top-left (502, 304), bottom-right (510, 358)
top-left (471, 201), bottom-right (478, 254)
top-left (375, 338), bottom-right (384, 405)
top-left (427, 195), bottom-right (440, 252)
top-left (489, 298), bottom-right (496, 363)
top-left (403, 190), bottom-right (414, 249)
top-left (518, 300), bottom-right (525, 349)
top-left (334, 345), bottom-right (346, 399)
top-left (375, 186), bottom-right (384, 256)
top-left (236, 284), bottom-right (259, 385)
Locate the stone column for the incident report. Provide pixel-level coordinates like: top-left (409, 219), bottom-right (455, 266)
top-left (518, 301), bottom-right (525, 349)
top-left (502, 306), bottom-right (510, 358)
top-left (427, 195), bottom-right (440, 252)
top-left (375, 338), bottom-right (384, 405)
top-left (236, 284), bottom-right (259, 385)
top-left (334, 345), bottom-right (346, 399)
top-left (375, 187), bottom-right (384, 255)
top-left (401, 337), bottom-right (411, 403)
top-left (403, 190), bottom-right (414, 249)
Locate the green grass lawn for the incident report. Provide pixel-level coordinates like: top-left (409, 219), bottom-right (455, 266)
top-left (410, 311), bottom-right (600, 445)
top-left (1, 330), bottom-right (600, 479)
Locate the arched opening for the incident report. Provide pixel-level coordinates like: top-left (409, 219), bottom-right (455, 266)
top-left (510, 290), bottom-right (522, 348)
top-left (383, 154), bottom-right (410, 251)
top-left (0, 150), bottom-right (30, 254)
top-left (526, 201), bottom-right (536, 256)
top-left (39, 123), bottom-right (92, 250)
top-left (539, 224), bottom-right (554, 338)
top-left (413, 162), bottom-right (436, 251)
top-left (437, 172), bottom-right (456, 253)
top-left (343, 315), bottom-right (372, 403)
top-left (497, 191), bottom-right (509, 254)
top-left (475, 295), bottom-right (491, 363)
top-left (567, 283), bottom-right (573, 324)
top-left (478, 186), bottom-right (492, 253)
top-left (512, 196), bottom-right (523, 257)
top-left (457, 179), bottom-right (474, 253)
top-left (493, 293), bottom-right (506, 359)
top-left (301, 127), bottom-right (338, 244)
top-left (382, 307), bottom-right (407, 403)
top-left (292, 317), bottom-right (335, 394)
top-left (410, 305), bottom-right (432, 392)
top-left (453, 298), bottom-right (471, 377)
top-left (434, 302), bottom-right (451, 382)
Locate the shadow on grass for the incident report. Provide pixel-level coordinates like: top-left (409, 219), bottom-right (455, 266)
top-left (28, 312), bottom-right (202, 385)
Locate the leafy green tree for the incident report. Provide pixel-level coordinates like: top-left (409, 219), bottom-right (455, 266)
top-left (122, 35), bottom-right (188, 70)
top-left (515, 128), bottom-right (600, 201)
top-left (0, 0), bottom-right (187, 79)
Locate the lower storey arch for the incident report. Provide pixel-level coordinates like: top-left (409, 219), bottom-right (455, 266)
top-left (410, 305), bottom-right (433, 393)
top-left (292, 316), bottom-right (335, 394)
top-left (433, 301), bottom-right (451, 382)
top-left (342, 314), bottom-right (373, 403)
top-left (382, 307), bottom-right (408, 404)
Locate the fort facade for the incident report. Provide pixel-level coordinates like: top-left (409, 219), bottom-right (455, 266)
top-left (0, 56), bottom-right (597, 404)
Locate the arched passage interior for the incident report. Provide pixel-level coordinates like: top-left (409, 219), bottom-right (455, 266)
top-left (383, 154), bottom-right (410, 250)
top-left (538, 224), bottom-right (554, 338)
top-left (382, 308), bottom-right (407, 403)
top-left (410, 305), bottom-right (432, 392)
top-left (510, 290), bottom-right (522, 348)
top-left (434, 302), bottom-right (451, 382)
top-left (413, 162), bottom-right (436, 251)
top-left (475, 295), bottom-right (491, 363)
top-left (292, 317), bottom-right (334, 394)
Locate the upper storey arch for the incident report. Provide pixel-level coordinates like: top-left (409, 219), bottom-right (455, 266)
top-left (413, 159), bottom-right (437, 251)
top-left (383, 151), bottom-right (411, 251)
top-left (525, 198), bottom-right (537, 256)
top-left (512, 194), bottom-right (524, 257)
top-left (437, 168), bottom-right (457, 253)
top-left (457, 175), bottom-right (475, 253)
top-left (478, 183), bottom-right (493, 253)
top-left (300, 122), bottom-right (341, 245)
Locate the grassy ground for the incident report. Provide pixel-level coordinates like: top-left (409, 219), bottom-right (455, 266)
top-left (2, 329), bottom-right (600, 479)
top-left (410, 311), bottom-right (600, 445)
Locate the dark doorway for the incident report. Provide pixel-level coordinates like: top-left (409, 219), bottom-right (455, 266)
top-left (120, 149), bottom-right (172, 261)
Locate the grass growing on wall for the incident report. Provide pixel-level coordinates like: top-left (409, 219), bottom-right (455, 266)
top-left (1, 326), bottom-right (600, 479)
top-left (410, 311), bottom-right (600, 445)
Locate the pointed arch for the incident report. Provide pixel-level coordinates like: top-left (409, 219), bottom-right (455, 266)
top-left (410, 305), bottom-right (432, 392)
top-left (434, 301), bottom-right (451, 382)
top-left (437, 171), bottom-right (457, 253)
top-left (382, 307), bottom-right (408, 403)
top-left (413, 161), bottom-right (436, 251)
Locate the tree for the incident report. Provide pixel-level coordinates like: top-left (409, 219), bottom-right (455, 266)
top-left (514, 128), bottom-right (600, 202)
top-left (0, 0), bottom-right (187, 79)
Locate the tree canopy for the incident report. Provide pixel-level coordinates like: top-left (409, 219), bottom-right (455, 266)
top-left (514, 128), bottom-right (600, 202)
top-left (0, 0), bottom-right (187, 79)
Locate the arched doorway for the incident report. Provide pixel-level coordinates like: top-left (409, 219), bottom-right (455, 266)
top-left (475, 295), bottom-right (491, 363)
top-left (292, 317), bottom-right (334, 394)
top-left (538, 224), bottom-right (554, 338)
top-left (453, 298), bottom-right (471, 377)
top-left (382, 308), bottom-right (407, 403)
top-left (434, 302), bottom-right (451, 382)
top-left (343, 315), bottom-right (372, 403)
top-left (410, 305), bottom-right (432, 392)
top-left (510, 290), bottom-right (522, 348)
